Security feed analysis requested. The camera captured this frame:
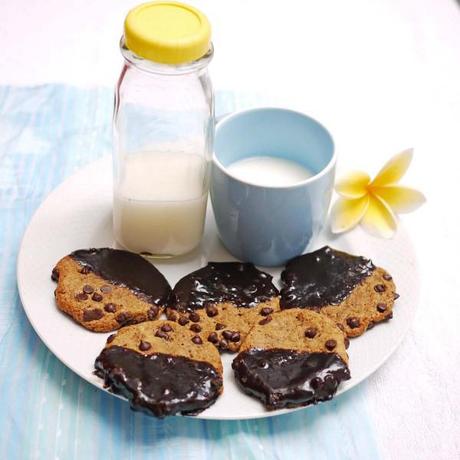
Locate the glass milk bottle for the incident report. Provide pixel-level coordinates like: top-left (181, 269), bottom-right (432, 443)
top-left (113, 2), bottom-right (214, 257)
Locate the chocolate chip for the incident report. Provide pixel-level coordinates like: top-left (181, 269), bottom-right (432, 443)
top-left (367, 321), bottom-right (375, 330)
top-left (383, 273), bottom-right (392, 281)
top-left (393, 292), bottom-right (400, 300)
top-left (147, 306), bottom-right (159, 320)
top-left (139, 340), bottom-right (151, 351)
top-left (325, 339), bottom-right (337, 351)
top-left (259, 316), bottom-right (272, 325)
top-left (304, 327), bottom-right (317, 338)
top-left (155, 330), bottom-right (169, 340)
top-left (219, 339), bottom-right (228, 350)
top-left (190, 324), bottom-right (202, 333)
top-left (116, 312), bottom-right (130, 324)
top-left (83, 308), bottom-right (103, 322)
top-left (189, 312), bottom-right (200, 322)
top-left (376, 303), bottom-right (387, 312)
top-left (374, 284), bottom-right (386, 293)
top-left (137, 289), bottom-right (155, 302)
top-left (53, 289), bottom-right (57, 298)
top-left (80, 265), bottom-right (91, 275)
top-left (92, 292), bottom-right (103, 302)
top-left (230, 332), bottom-right (241, 342)
top-left (192, 335), bottom-right (203, 345)
top-left (51, 268), bottom-right (59, 282)
top-left (346, 317), bottom-right (360, 329)
top-left (75, 292), bottom-right (88, 301)
top-left (215, 323), bottom-right (225, 331)
top-left (100, 285), bottom-right (112, 294)
top-left (310, 377), bottom-right (322, 389)
top-left (222, 330), bottom-right (234, 340)
top-left (104, 303), bottom-right (117, 313)
top-left (82, 285), bottom-right (94, 294)
top-left (166, 310), bottom-right (177, 322)
top-left (260, 307), bottom-right (273, 316)
top-left (106, 334), bottom-right (115, 343)
top-left (207, 332), bottom-right (218, 344)
top-left (206, 305), bottom-right (218, 317)
top-left (161, 324), bottom-right (173, 332)
top-left (178, 316), bottom-right (189, 326)
top-left (344, 337), bottom-right (350, 349)
top-left (385, 312), bottom-right (393, 320)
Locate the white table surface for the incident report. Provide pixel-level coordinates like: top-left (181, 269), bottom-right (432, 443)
top-left (1, 1), bottom-right (459, 459)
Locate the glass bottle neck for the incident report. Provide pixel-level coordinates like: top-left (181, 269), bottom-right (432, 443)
top-left (120, 37), bottom-right (213, 76)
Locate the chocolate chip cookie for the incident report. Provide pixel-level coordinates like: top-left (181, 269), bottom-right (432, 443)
top-left (94, 320), bottom-right (223, 417)
top-left (232, 309), bottom-right (350, 410)
top-left (280, 246), bottom-right (397, 337)
top-left (167, 262), bottom-right (280, 352)
top-left (52, 248), bottom-right (171, 332)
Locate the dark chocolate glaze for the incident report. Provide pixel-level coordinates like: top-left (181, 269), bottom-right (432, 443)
top-left (94, 346), bottom-right (223, 418)
top-left (170, 262), bottom-right (279, 311)
top-left (280, 246), bottom-right (375, 308)
top-left (71, 248), bottom-right (171, 306)
top-left (232, 348), bottom-right (350, 410)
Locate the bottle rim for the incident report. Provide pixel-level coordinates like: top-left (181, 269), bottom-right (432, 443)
top-left (120, 37), bottom-right (213, 75)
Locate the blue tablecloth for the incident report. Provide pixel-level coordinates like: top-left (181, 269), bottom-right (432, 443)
top-left (0, 85), bottom-right (380, 460)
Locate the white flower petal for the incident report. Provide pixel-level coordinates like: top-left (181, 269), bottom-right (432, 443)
top-left (360, 194), bottom-right (397, 238)
top-left (330, 196), bottom-right (370, 234)
top-left (335, 171), bottom-right (371, 198)
top-left (373, 186), bottom-right (426, 214)
top-left (371, 148), bottom-right (413, 187)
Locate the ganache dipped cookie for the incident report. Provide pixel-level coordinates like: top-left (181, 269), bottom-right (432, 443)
top-left (52, 248), bottom-right (171, 332)
top-left (166, 262), bottom-right (280, 352)
top-left (94, 320), bottom-right (223, 417)
top-left (232, 309), bottom-right (350, 410)
top-left (280, 246), bottom-right (397, 337)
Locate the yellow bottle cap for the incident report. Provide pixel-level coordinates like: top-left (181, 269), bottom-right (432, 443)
top-left (124, 1), bottom-right (212, 65)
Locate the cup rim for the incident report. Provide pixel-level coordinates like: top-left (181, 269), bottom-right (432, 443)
top-left (213, 107), bottom-right (336, 189)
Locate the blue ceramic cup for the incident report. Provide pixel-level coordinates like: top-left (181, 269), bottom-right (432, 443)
top-left (210, 108), bottom-right (336, 267)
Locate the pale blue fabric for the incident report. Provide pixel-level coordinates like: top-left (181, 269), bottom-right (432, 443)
top-left (0, 85), bottom-right (380, 460)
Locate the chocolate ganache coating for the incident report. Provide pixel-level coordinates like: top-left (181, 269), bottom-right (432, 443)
top-left (232, 348), bottom-right (350, 410)
top-left (94, 346), bottom-right (223, 417)
top-left (71, 248), bottom-right (171, 306)
top-left (280, 246), bottom-right (375, 308)
top-left (170, 262), bottom-right (279, 311)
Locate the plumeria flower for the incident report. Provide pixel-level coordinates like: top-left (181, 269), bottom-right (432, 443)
top-left (330, 148), bottom-right (425, 238)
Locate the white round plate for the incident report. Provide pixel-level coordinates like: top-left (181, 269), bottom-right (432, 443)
top-left (17, 156), bottom-right (419, 420)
